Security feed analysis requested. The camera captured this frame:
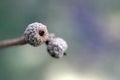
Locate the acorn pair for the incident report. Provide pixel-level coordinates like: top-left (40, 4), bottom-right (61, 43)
top-left (24, 22), bottom-right (68, 58)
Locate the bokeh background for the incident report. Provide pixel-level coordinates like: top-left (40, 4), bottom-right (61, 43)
top-left (0, 0), bottom-right (120, 80)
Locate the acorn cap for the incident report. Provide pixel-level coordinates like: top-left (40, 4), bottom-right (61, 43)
top-left (24, 22), bottom-right (49, 46)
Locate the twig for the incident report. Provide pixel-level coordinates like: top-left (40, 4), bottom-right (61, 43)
top-left (0, 36), bottom-right (26, 49)
top-left (0, 33), bottom-right (54, 49)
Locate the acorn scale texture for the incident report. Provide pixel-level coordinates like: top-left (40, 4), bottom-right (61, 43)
top-left (24, 22), bottom-right (49, 46)
top-left (46, 37), bottom-right (68, 58)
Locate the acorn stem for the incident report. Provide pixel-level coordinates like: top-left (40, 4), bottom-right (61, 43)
top-left (0, 36), bottom-right (26, 49)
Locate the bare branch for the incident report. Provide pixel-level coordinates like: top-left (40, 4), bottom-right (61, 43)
top-left (0, 36), bottom-right (26, 49)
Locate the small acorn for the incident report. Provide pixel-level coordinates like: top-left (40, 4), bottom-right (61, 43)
top-left (24, 22), bottom-right (49, 46)
top-left (46, 36), bottom-right (68, 58)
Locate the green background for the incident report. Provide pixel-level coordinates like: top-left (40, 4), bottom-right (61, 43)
top-left (0, 0), bottom-right (120, 80)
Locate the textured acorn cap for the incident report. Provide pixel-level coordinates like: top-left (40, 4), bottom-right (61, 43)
top-left (24, 22), bottom-right (49, 46)
top-left (46, 37), bottom-right (68, 58)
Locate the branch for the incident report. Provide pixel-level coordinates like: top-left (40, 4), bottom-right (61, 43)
top-left (0, 33), bottom-right (54, 49)
top-left (0, 36), bottom-right (26, 49)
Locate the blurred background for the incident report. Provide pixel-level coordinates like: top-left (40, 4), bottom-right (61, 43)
top-left (0, 0), bottom-right (120, 80)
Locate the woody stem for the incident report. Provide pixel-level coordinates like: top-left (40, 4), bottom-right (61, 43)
top-left (0, 36), bottom-right (26, 49)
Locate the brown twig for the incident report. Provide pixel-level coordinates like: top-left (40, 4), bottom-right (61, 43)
top-left (0, 33), bottom-right (54, 49)
top-left (0, 36), bottom-right (26, 49)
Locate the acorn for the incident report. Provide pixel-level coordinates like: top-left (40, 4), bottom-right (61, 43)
top-left (46, 36), bottom-right (68, 58)
top-left (24, 22), bottom-right (49, 46)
